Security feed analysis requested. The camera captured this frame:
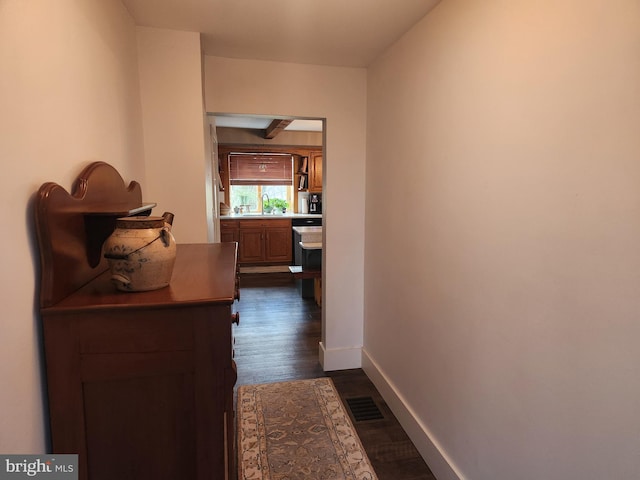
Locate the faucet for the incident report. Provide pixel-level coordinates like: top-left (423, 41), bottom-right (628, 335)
top-left (261, 193), bottom-right (269, 215)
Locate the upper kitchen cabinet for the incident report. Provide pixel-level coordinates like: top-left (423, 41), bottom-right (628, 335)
top-left (295, 152), bottom-right (322, 193)
top-left (308, 152), bottom-right (323, 193)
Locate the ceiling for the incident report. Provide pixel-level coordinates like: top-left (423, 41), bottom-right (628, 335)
top-left (121, 0), bottom-right (441, 68)
top-left (214, 115), bottom-right (323, 132)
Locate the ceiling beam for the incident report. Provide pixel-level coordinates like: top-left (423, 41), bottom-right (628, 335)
top-left (264, 119), bottom-right (292, 139)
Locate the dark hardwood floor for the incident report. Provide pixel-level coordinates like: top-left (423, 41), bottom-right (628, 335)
top-left (234, 274), bottom-right (436, 480)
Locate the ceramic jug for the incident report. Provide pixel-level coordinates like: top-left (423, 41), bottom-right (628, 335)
top-left (103, 212), bottom-right (176, 291)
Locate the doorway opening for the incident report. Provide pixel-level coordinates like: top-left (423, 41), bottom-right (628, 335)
top-left (207, 111), bottom-right (327, 371)
top-left (206, 111), bottom-right (325, 273)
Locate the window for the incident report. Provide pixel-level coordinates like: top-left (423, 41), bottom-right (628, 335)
top-left (228, 153), bottom-right (294, 212)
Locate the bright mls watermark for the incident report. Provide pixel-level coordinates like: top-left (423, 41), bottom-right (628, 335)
top-left (0, 455), bottom-right (77, 479)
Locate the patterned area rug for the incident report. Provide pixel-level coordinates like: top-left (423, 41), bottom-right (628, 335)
top-left (237, 377), bottom-right (378, 480)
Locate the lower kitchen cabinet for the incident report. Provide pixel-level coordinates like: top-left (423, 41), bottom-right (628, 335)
top-left (265, 223), bottom-right (293, 262)
top-left (220, 219), bottom-right (239, 243)
top-left (238, 225), bottom-right (264, 263)
top-left (237, 218), bottom-right (292, 264)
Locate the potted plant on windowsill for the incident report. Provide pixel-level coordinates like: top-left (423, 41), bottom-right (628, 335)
top-left (264, 198), bottom-right (288, 214)
top-left (273, 198), bottom-right (288, 214)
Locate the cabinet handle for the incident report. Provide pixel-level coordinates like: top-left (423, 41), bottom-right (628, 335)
top-left (231, 312), bottom-right (240, 325)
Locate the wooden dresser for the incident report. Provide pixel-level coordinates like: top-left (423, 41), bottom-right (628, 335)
top-left (35, 162), bottom-right (239, 480)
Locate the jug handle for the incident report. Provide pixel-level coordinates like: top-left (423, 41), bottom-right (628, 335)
top-left (162, 212), bottom-right (174, 227)
top-left (111, 274), bottom-right (131, 289)
top-left (160, 227), bottom-right (172, 247)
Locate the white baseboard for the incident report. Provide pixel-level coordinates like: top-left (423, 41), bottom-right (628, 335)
top-left (361, 349), bottom-right (464, 480)
top-left (319, 342), bottom-right (362, 371)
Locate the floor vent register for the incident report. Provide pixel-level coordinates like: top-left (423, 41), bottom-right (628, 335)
top-left (345, 396), bottom-right (385, 422)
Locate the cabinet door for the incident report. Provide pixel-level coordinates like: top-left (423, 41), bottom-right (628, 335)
top-left (220, 220), bottom-right (239, 243)
top-left (238, 228), bottom-right (264, 263)
top-left (46, 307), bottom-right (232, 480)
top-left (220, 229), bottom-right (238, 243)
top-left (309, 152), bottom-right (322, 192)
top-left (264, 227), bottom-right (292, 262)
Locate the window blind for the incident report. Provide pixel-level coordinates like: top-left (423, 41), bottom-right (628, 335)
top-left (228, 154), bottom-right (293, 185)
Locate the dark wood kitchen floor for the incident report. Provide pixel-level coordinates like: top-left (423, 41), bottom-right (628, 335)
top-left (234, 273), bottom-right (436, 480)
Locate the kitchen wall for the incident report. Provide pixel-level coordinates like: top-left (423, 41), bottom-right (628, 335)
top-left (204, 56), bottom-right (367, 369)
top-left (365, 1), bottom-right (640, 478)
top-left (0, 0), bottom-right (145, 452)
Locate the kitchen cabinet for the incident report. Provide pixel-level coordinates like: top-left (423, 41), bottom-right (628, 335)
top-left (35, 163), bottom-right (239, 480)
top-left (237, 218), bottom-right (292, 264)
top-left (294, 151), bottom-right (322, 194)
top-left (308, 151), bottom-right (323, 192)
top-left (220, 219), bottom-right (239, 243)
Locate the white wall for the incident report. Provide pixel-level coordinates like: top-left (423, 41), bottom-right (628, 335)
top-left (204, 56), bottom-right (367, 369)
top-left (0, 0), bottom-right (144, 452)
top-left (136, 27), bottom-right (210, 243)
top-left (365, 1), bottom-right (640, 478)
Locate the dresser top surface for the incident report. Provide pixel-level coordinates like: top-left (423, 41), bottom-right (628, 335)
top-left (43, 243), bottom-right (238, 314)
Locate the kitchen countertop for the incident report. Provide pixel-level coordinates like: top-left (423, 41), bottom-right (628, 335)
top-left (220, 213), bottom-right (322, 220)
top-left (300, 242), bottom-right (322, 250)
top-left (293, 226), bottom-right (322, 245)
top-left (292, 226), bottom-right (322, 235)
